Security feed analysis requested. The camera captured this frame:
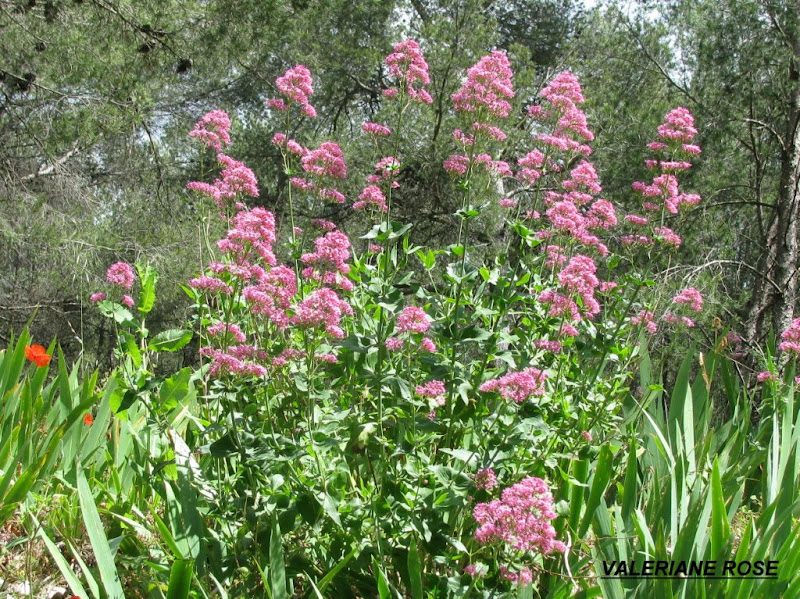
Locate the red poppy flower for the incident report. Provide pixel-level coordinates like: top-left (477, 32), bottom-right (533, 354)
top-left (83, 413), bottom-right (94, 426)
top-left (24, 344), bottom-right (51, 367)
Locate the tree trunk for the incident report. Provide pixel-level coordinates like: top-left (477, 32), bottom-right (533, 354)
top-left (746, 11), bottom-right (800, 343)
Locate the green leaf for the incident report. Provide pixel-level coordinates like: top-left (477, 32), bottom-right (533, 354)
top-left (317, 545), bottom-right (358, 592)
top-left (580, 445), bottom-right (614, 538)
top-left (97, 300), bottom-right (137, 327)
top-left (710, 457), bottom-right (730, 563)
top-left (160, 368), bottom-right (195, 411)
top-left (270, 516), bottom-right (288, 599)
top-left (408, 538), bottom-right (423, 599)
top-left (137, 263), bottom-right (158, 315)
top-left (166, 559), bottom-right (193, 599)
top-left (373, 558), bottom-right (390, 599)
top-left (35, 518), bottom-right (90, 599)
top-left (77, 465), bottom-right (125, 598)
top-left (149, 329), bottom-right (193, 353)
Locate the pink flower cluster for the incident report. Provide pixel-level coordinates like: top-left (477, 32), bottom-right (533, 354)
top-left (243, 265), bottom-right (297, 329)
top-left (107, 262), bottom-right (136, 289)
top-left (473, 477), bottom-right (566, 556)
top-left (625, 107), bottom-right (702, 246)
top-left (362, 122), bottom-right (391, 136)
top-left (269, 64), bottom-right (316, 118)
top-left (187, 153), bottom-right (259, 210)
top-left (631, 310), bottom-right (658, 334)
top-left (291, 287), bottom-right (353, 339)
top-left (780, 318), bottom-right (800, 354)
top-left (415, 379), bottom-right (446, 406)
top-left (188, 110), bottom-right (231, 151)
top-left (473, 467), bottom-right (497, 491)
top-left (290, 141), bottom-right (348, 204)
top-left (396, 306), bottom-right (432, 334)
top-left (384, 40), bottom-right (432, 104)
top-left (528, 71), bottom-right (593, 157)
top-left (451, 51), bottom-right (515, 119)
top-left (673, 287), bottom-right (703, 312)
top-left (479, 367), bottom-right (548, 403)
top-left (200, 345), bottom-right (268, 378)
top-left (300, 230), bottom-right (353, 291)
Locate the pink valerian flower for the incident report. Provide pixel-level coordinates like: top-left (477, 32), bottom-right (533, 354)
top-left (316, 353), bottom-right (338, 364)
top-left (581, 430), bottom-right (593, 442)
top-left (243, 265), bottom-right (297, 328)
top-left (420, 337), bottom-right (437, 353)
top-left (207, 322), bottom-right (247, 343)
top-left (473, 476), bottom-right (566, 556)
top-left (444, 154), bottom-right (469, 175)
top-left (499, 566), bottom-right (534, 587)
top-left (499, 197), bottom-right (517, 208)
top-left (301, 231), bottom-right (352, 289)
top-left (625, 214), bottom-right (649, 226)
top-left (369, 156), bottom-right (401, 184)
top-left (474, 468), bottom-right (497, 491)
top-left (217, 207), bottom-right (278, 267)
top-left (189, 275), bottom-right (234, 295)
top-left (291, 287), bottom-right (353, 338)
top-left (621, 234), bottom-right (654, 246)
top-left (318, 188), bottom-right (346, 204)
top-left (479, 368), bottom-right (548, 403)
top-left (188, 110), bottom-right (232, 151)
top-left (107, 262), bottom-right (136, 289)
top-left (89, 292), bottom-right (107, 303)
top-left (471, 155), bottom-right (512, 178)
top-left (187, 153), bottom-right (259, 209)
top-left (529, 71), bottom-right (593, 155)
top-left (452, 51), bottom-right (515, 118)
top-left (121, 295), bottom-right (135, 308)
top-left (673, 287), bottom-right (704, 312)
top-left (311, 218), bottom-right (337, 232)
top-left (757, 371), bottom-right (778, 382)
top-left (645, 159), bottom-right (693, 172)
top-left (362, 122), bottom-right (391, 136)
top-left (586, 200), bottom-right (617, 229)
top-left (538, 289), bottom-right (580, 321)
top-left (272, 64), bottom-right (316, 118)
top-left (353, 185), bottom-right (388, 212)
top-left (562, 161), bottom-right (601, 194)
top-left (654, 226), bottom-right (682, 247)
top-left (200, 346), bottom-right (268, 378)
top-left (271, 348), bottom-right (304, 368)
top-left (368, 243), bottom-right (384, 253)
top-left (217, 154), bottom-right (259, 199)
top-left (301, 142), bottom-right (347, 179)
top-left (557, 255), bottom-right (601, 318)
top-left (385, 337), bottom-right (405, 351)
top-left (559, 322), bottom-right (579, 337)
top-left (415, 380), bottom-right (446, 406)
top-left (631, 310), bottom-right (658, 334)
top-left (453, 129), bottom-right (476, 145)
top-left (472, 121), bottom-right (508, 141)
top-left (657, 107), bottom-right (697, 142)
top-left (397, 306), bottom-right (432, 334)
top-left (780, 318), bottom-right (800, 354)
top-left (663, 312), bottom-right (696, 328)
top-left (463, 563), bottom-right (488, 578)
top-left (384, 39), bottom-right (433, 104)
top-left (534, 339), bottom-right (562, 353)
top-left (289, 177), bottom-right (315, 191)
top-left (517, 149), bottom-right (545, 184)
